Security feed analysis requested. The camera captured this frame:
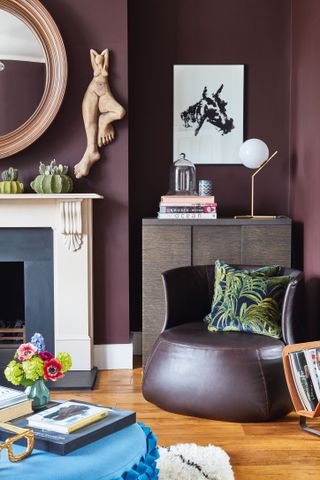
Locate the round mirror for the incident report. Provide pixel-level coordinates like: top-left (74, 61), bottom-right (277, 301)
top-left (0, 0), bottom-right (67, 158)
top-left (0, 10), bottom-right (46, 136)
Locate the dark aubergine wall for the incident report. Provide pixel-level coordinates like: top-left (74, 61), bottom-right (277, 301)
top-left (290, 0), bottom-right (320, 339)
top-left (129, 0), bottom-right (292, 331)
top-left (1, 0), bottom-right (129, 344)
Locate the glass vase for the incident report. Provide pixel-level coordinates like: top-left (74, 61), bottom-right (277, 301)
top-left (25, 378), bottom-right (50, 410)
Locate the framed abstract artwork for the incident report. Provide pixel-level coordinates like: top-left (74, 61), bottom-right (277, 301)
top-left (173, 65), bottom-right (244, 164)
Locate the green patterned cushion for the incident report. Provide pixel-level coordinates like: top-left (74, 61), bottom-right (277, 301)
top-left (207, 270), bottom-right (291, 338)
top-left (204, 260), bottom-right (282, 323)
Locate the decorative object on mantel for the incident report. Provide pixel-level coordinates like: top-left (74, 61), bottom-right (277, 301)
top-left (234, 138), bottom-right (278, 219)
top-left (74, 48), bottom-right (126, 179)
top-left (4, 332), bottom-right (72, 410)
top-left (0, 167), bottom-right (24, 193)
top-left (31, 160), bottom-right (73, 194)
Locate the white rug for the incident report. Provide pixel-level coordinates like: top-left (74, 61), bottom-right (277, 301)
top-left (158, 443), bottom-right (234, 480)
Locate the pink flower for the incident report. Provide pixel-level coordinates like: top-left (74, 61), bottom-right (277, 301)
top-left (39, 351), bottom-right (54, 361)
top-left (43, 359), bottom-right (64, 381)
top-left (17, 343), bottom-right (37, 361)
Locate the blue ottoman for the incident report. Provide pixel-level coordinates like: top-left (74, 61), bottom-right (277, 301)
top-left (0, 423), bottom-right (159, 480)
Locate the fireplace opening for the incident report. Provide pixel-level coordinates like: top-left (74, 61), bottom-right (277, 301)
top-left (0, 262), bottom-right (25, 347)
top-left (0, 228), bottom-right (56, 388)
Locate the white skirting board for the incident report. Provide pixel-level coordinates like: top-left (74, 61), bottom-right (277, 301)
top-left (93, 343), bottom-right (133, 369)
top-left (93, 333), bottom-right (142, 369)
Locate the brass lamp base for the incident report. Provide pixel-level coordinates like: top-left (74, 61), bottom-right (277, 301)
top-left (234, 215), bottom-right (277, 219)
top-left (235, 151), bottom-right (278, 222)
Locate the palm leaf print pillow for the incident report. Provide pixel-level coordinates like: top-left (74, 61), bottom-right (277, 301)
top-left (207, 271), bottom-right (291, 338)
top-left (204, 259), bottom-right (282, 324)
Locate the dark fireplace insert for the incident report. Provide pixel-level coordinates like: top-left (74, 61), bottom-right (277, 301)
top-left (0, 262), bottom-right (25, 348)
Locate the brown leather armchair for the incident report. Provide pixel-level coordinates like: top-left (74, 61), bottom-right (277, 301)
top-left (142, 265), bottom-right (304, 422)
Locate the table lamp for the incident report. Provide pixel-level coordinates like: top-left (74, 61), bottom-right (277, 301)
top-left (234, 138), bottom-right (278, 219)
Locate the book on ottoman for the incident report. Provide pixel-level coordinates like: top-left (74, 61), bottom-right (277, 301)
top-left (0, 385), bottom-right (28, 408)
top-left (27, 400), bottom-right (109, 434)
top-left (0, 400), bottom-right (136, 455)
top-left (0, 399), bottom-right (33, 422)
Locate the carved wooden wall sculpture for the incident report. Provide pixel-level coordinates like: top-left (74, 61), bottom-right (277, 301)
top-left (74, 49), bottom-right (125, 178)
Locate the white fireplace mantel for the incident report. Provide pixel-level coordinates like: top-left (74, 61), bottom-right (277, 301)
top-left (0, 194), bottom-right (102, 252)
top-left (0, 193), bottom-right (103, 370)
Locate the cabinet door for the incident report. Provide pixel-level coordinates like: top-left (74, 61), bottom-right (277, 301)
top-left (192, 226), bottom-right (242, 265)
top-left (241, 225), bottom-right (291, 266)
top-left (142, 226), bottom-right (191, 364)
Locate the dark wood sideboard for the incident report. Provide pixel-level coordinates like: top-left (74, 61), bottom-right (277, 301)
top-left (142, 217), bottom-right (292, 365)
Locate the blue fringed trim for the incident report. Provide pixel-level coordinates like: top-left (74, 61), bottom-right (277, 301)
top-left (114, 423), bottom-right (159, 480)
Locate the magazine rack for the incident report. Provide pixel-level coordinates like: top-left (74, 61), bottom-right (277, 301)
top-left (283, 341), bottom-right (320, 437)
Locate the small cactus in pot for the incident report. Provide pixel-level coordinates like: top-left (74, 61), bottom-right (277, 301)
top-left (0, 167), bottom-right (24, 193)
top-left (31, 160), bottom-right (73, 194)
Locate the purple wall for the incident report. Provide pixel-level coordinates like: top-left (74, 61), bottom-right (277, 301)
top-left (0, 61), bottom-right (45, 135)
top-left (291, 0), bottom-right (320, 339)
top-left (1, 0), bottom-right (129, 344)
top-left (129, 0), bottom-right (292, 330)
top-left (2, 1), bottom-right (299, 340)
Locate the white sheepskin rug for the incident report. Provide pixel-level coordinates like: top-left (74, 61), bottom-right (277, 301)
top-left (158, 443), bottom-right (234, 480)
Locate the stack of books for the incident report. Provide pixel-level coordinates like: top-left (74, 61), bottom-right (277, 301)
top-left (288, 347), bottom-right (320, 411)
top-left (0, 385), bottom-right (33, 422)
top-left (0, 399), bottom-right (136, 455)
top-left (158, 195), bottom-right (217, 219)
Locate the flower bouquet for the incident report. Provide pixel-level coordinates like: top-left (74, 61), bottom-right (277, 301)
top-left (4, 333), bottom-right (72, 409)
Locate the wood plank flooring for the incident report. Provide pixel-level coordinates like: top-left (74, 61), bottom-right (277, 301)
top-left (52, 360), bottom-right (320, 480)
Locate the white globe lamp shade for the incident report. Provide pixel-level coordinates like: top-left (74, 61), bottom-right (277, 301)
top-left (239, 139), bottom-right (269, 169)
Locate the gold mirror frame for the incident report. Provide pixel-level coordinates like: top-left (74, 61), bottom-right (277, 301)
top-left (0, 0), bottom-right (67, 158)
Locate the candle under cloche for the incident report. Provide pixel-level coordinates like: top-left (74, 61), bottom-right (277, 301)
top-left (167, 153), bottom-right (197, 195)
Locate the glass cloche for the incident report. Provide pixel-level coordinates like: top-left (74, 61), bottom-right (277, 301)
top-left (167, 153), bottom-right (197, 195)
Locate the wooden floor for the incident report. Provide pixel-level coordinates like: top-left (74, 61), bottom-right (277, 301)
top-left (52, 360), bottom-right (320, 480)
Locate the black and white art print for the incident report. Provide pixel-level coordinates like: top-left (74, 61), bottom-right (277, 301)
top-left (173, 65), bottom-right (244, 164)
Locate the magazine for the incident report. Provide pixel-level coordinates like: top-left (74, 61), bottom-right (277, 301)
top-left (304, 348), bottom-right (320, 400)
top-left (289, 351), bottom-right (318, 411)
top-left (288, 354), bottom-right (310, 410)
top-left (27, 400), bottom-right (109, 433)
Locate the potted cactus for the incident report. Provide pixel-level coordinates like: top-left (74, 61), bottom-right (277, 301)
top-left (0, 167), bottom-right (24, 193)
top-left (31, 160), bottom-right (73, 194)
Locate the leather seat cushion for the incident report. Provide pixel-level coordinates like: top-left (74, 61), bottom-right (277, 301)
top-left (143, 322), bottom-right (292, 422)
top-left (161, 322), bottom-right (285, 349)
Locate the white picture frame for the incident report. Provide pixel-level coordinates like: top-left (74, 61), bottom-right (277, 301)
top-left (173, 64), bottom-right (244, 164)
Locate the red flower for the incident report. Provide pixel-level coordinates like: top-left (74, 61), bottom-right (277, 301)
top-left (43, 359), bottom-right (64, 381)
top-left (39, 351), bottom-right (54, 361)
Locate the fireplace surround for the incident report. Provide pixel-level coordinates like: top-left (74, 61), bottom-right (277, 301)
top-left (0, 194), bottom-right (102, 380)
